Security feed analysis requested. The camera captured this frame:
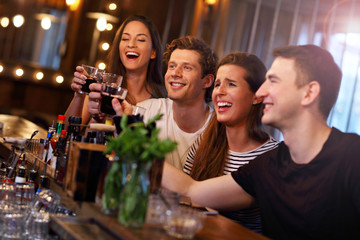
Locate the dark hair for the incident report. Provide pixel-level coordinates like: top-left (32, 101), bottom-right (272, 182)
top-left (273, 44), bottom-right (342, 118)
top-left (107, 15), bottom-right (166, 104)
top-left (163, 36), bottom-right (218, 102)
top-left (190, 52), bottom-right (268, 181)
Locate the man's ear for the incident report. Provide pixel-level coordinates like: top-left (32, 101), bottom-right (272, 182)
top-left (302, 81), bottom-right (320, 106)
top-left (150, 48), bottom-right (156, 59)
top-left (202, 74), bottom-right (214, 88)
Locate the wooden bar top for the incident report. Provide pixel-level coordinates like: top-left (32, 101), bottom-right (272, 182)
top-left (50, 180), bottom-right (270, 240)
top-left (0, 114), bottom-right (47, 159)
top-left (0, 114), bottom-right (53, 176)
top-left (50, 201), bottom-right (270, 240)
top-left (0, 114), bottom-right (270, 239)
top-left (0, 114), bottom-right (47, 139)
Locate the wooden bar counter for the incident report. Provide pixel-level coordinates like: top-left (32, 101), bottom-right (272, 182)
top-left (0, 114), bottom-right (270, 240)
top-left (50, 180), bottom-right (270, 240)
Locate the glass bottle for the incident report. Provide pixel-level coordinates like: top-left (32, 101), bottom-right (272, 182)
top-left (14, 154), bottom-right (27, 183)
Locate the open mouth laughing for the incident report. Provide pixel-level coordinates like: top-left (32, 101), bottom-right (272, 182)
top-left (217, 101), bottom-right (232, 110)
top-left (126, 51), bottom-right (139, 60)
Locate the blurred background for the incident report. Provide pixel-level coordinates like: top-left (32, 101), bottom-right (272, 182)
top-left (0, 0), bottom-right (360, 137)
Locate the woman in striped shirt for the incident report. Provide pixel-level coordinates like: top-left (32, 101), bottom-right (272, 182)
top-left (183, 52), bottom-right (278, 233)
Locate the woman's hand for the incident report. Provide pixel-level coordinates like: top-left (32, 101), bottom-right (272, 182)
top-left (71, 66), bottom-right (86, 94)
top-left (87, 83), bottom-right (104, 123)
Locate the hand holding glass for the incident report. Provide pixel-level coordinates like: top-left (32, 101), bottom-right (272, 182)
top-left (100, 73), bottom-right (127, 116)
top-left (79, 65), bottom-right (104, 94)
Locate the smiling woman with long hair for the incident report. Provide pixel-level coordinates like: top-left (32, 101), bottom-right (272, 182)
top-left (65, 15), bottom-right (166, 125)
top-left (183, 52), bottom-right (278, 233)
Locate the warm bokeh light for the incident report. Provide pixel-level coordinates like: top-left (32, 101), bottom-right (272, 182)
top-left (35, 71), bottom-right (44, 80)
top-left (56, 75), bottom-right (64, 84)
top-left (101, 42), bottom-right (110, 51)
top-left (1, 17), bottom-right (10, 28)
top-left (13, 15), bottom-right (25, 28)
top-left (109, 3), bottom-right (117, 11)
top-left (15, 68), bottom-right (24, 77)
top-left (96, 17), bottom-right (107, 31)
top-left (66, 0), bottom-right (80, 11)
top-left (0, 64), bottom-right (3, 73)
top-left (98, 62), bottom-right (106, 70)
top-left (106, 23), bottom-right (113, 31)
top-left (41, 17), bottom-right (51, 30)
top-left (205, 0), bottom-right (217, 5)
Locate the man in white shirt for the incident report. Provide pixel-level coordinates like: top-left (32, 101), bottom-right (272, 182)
top-left (89, 36), bottom-right (218, 170)
top-left (135, 36), bottom-right (217, 169)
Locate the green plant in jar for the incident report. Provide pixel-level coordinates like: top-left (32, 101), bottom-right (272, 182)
top-left (102, 114), bottom-right (177, 227)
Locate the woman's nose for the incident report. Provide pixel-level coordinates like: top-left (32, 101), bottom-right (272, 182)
top-left (217, 83), bottom-right (226, 94)
top-left (128, 38), bottom-right (136, 47)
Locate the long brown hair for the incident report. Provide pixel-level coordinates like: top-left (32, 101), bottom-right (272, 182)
top-left (107, 15), bottom-right (166, 104)
top-left (190, 52), bottom-right (268, 181)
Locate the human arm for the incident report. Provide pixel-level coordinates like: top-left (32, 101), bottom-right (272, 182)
top-left (87, 83), bottom-right (105, 123)
top-left (162, 162), bottom-right (255, 211)
top-left (64, 66), bottom-right (89, 125)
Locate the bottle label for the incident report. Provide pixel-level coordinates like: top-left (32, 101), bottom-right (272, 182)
top-left (15, 176), bottom-right (26, 183)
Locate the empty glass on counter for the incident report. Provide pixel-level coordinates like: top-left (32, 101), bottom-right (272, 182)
top-left (146, 188), bottom-right (180, 225)
top-left (164, 205), bottom-right (206, 239)
top-left (23, 189), bottom-right (61, 239)
top-left (1, 205), bottom-right (24, 240)
top-left (15, 183), bottom-right (35, 211)
top-left (0, 183), bottom-right (26, 239)
top-left (26, 211), bottom-right (50, 240)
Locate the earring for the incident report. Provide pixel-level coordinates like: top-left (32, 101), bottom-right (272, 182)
top-left (252, 97), bottom-right (263, 105)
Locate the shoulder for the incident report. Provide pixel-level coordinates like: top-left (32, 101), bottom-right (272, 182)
top-left (259, 137), bottom-right (279, 152)
top-left (326, 128), bottom-right (360, 154)
top-left (137, 98), bottom-right (172, 112)
top-left (137, 98), bottom-right (173, 124)
top-left (137, 98), bottom-right (167, 106)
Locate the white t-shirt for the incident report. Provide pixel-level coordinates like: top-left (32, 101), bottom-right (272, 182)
top-left (137, 98), bottom-right (214, 170)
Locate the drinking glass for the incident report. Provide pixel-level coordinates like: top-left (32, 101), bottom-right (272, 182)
top-left (113, 106), bottom-right (146, 135)
top-left (14, 183), bottom-right (35, 212)
top-left (0, 183), bottom-right (21, 238)
top-left (79, 64), bottom-right (105, 94)
top-left (164, 206), bottom-right (206, 239)
top-left (23, 189), bottom-right (60, 239)
top-left (0, 182), bottom-right (16, 204)
top-left (99, 73), bottom-right (127, 116)
top-left (31, 189), bottom-right (60, 213)
top-left (128, 106), bottom-right (146, 124)
top-left (27, 211), bottom-right (50, 240)
top-left (1, 205), bottom-right (24, 240)
top-left (146, 188), bottom-right (180, 225)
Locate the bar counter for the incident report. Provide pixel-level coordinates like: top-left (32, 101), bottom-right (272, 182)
top-left (51, 179), bottom-right (270, 240)
top-left (0, 114), bottom-right (270, 240)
